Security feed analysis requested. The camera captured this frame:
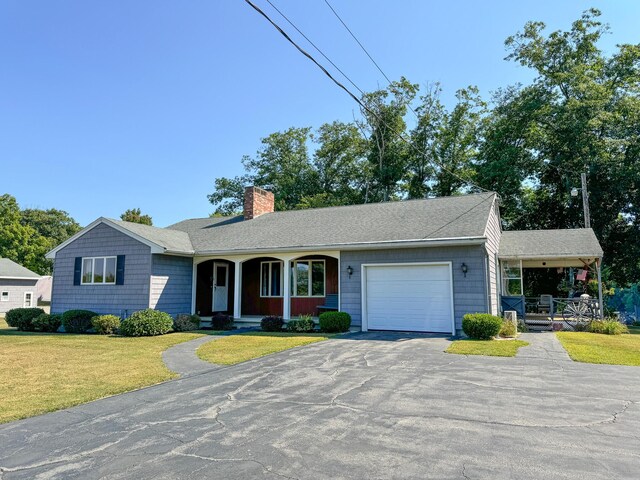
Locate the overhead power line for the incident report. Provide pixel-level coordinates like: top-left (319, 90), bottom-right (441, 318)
top-left (243, 0), bottom-right (491, 194)
top-left (264, 0), bottom-right (364, 95)
top-left (323, 0), bottom-right (393, 85)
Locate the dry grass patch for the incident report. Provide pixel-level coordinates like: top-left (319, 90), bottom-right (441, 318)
top-left (446, 339), bottom-right (529, 357)
top-left (197, 332), bottom-right (330, 365)
top-left (0, 322), bottom-right (202, 423)
top-left (556, 331), bottom-right (640, 366)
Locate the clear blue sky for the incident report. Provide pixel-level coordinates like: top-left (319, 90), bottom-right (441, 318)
top-left (1, 1), bottom-right (638, 227)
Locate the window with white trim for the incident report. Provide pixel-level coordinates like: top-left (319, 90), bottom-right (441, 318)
top-left (501, 260), bottom-right (523, 296)
top-left (291, 260), bottom-right (325, 297)
top-left (260, 261), bottom-right (283, 297)
top-left (1, 291), bottom-right (8, 302)
top-left (81, 256), bottom-right (117, 285)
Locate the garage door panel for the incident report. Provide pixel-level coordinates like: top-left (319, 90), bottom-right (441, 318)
top-left (364, 264), bottom-right (453, 333)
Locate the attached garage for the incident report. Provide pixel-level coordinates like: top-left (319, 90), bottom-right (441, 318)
top-left (361, 263), bottom-right (455, 334)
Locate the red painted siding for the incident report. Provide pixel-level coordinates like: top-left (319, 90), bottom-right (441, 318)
top-left (290, 256), bottom-right (338, 317)
top-left (241, 258), bottom-right (284, 316)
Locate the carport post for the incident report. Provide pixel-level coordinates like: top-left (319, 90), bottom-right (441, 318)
top-left (597, 258), bottom-right (604, 319)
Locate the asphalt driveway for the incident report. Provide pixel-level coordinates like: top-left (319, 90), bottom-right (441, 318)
top-left (1, 332), bottom-right (639, 479)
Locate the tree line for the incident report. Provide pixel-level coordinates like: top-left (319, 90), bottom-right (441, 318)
top-left (208, 9), bottom-right (640, 285)
top-left (0, 195), bottom-right (153, 275)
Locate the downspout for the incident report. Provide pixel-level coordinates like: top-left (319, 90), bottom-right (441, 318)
top-left (484, 252), bottom-right (491, 314)
top-left (597, 258), bottom-right (604, 319)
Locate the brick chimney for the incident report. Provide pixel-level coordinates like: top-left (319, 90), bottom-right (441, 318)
top-left (244, 186), bottom-right (275, 220)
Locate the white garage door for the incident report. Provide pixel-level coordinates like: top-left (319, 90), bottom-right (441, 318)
top-left (364, 263), bottom-right (454, 333)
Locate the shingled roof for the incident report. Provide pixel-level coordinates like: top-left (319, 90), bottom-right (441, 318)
top-left (0, 258), bottom-right (40, 279)
top-left (108, 219), bottom-right (194, 254)
top-left (167, 193), bottom-right (498, 253)
top-left (498, 229), bottom-right (603, 259)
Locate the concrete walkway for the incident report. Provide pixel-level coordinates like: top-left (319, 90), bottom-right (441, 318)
top-left (162, 335), bottom-right (226, 377)
top-left (517, 331), bottom-right (572, 362)
top-left (162, 327), bottom-right (260, 376)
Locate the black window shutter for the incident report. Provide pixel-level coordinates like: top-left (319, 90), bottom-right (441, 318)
top-left (116, 255), bottom-right (125, 285)
top-left (73, 257), bottom-right (82, 285)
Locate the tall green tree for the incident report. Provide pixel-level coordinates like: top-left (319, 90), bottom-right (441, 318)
top-left (476, 8), bottom-right (640, 283)
top-left (0, 195), bottom-right (59, 275)
top-left (358, 77), bottom-right (418, 202)
top-left (120, 208), bottom-right (153, 226)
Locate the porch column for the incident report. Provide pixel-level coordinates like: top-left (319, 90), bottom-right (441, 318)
top-left (597, 258), bottom-right (604, 319)
top-left (191, 259), bottom-right (197, 314)
top-left (233, 260), bottom-right (242, 319)
top-left (283, 258), bottom-right (291, 320)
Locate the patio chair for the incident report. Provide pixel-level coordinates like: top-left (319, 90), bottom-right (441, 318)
top-left (537, 294), bottom-right (553, 314)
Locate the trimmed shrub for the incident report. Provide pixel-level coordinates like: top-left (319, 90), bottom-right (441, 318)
top-left (319, 311), bottom-right (351, 333)
top-left (286, 314), bottom-right (315, 333)
top-left (92, 315), bottom-right (121, 335)
top-left (211, 313), bottom-right (234, 331)
top-left (588, 319), bottom-right (628, 335)
top-left (61, 309), bottom-right (98, 333)
top-left (499, 320), bottom-right (517, 338)
top-left (5, 308), bottom-right (45, 331)
top-left (32, 313), bottom-right (62, 333)
top-left (120, 309), bottom-right (173, 337)
top-left (174, 313), bottom-right (201, 332)
top-left (261, 315), bottom-right (284, 332)
top-left (462, 313), bottom-right (502, 340)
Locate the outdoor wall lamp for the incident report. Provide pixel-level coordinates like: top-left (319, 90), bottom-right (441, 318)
top-left (461, 263), bottom-right (468, 277)
top-left (347, 265), bottom-right (353, 278)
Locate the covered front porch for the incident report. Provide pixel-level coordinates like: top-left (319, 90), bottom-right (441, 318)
top-left (192, 251), bottom-right (340, 324)
top-left (500, 256), bottom-right (604, 330)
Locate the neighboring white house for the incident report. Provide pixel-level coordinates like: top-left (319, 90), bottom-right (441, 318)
top-left (0, 258), bottom-right (41, 314)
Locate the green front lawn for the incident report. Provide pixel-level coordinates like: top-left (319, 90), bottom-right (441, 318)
top-left (446, 339), bottom-right (529, 357)
top-left (0, 320), bottom-right (203, 423)
top-left (197, 331), bottom-right (330, 365)
top-left (556, 331), bottom-right (640, 366)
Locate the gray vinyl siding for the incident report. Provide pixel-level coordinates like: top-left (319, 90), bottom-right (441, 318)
top-left (50, 223), bottom-right (151, 315)
top-left (0, 279), bottom-right (39, 313)
top-left (340, 245), bottom-right (489, 331)
top-left (484, 199), bottom-right (502, 315)
top-left (149, 255), bottom-right (193, 317)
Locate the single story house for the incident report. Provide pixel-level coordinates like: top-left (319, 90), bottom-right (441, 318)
top-left (46, 187), bottom-right (604, 334)
top-left (0, 258), bottom-right (41, 314)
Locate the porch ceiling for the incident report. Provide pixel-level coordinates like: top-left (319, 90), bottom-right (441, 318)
top-left (505, 256), bottom-right (599, 268)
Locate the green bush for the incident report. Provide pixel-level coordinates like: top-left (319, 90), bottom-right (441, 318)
top-left (174, 313), bottom-right (201, 332)
top-left (286, 314), bottom-right (316, 333)
top-left (32, 313), bottom-right (62, 333)
top-left (92, 315), bottom-right (121, 335)
top-left (319, 311), bottom-right (351, 333)
top-left (588, 319), bottom-right (628, 335)
top-left (499, 320), bottom-right (517, 338)
top-left (517, 319), bottom-right (528, 333)
top-left (5, 308), bottom-right (45, 331)
top-left (61, 310), bottom-right (98, 333)
top-left (462, 313), bottom-right (503, 340)
top-left (211, 313), bottom-right (233, 330)
top-left (261, 315), bottom-right (284, 332)
top-left (120, 309), bottom-right (174, 337)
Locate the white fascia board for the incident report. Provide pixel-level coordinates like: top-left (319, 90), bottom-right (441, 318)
top-left (46, 217), bottom-right (166, 259)
top-left (194, 237), bottom-right (487, 257)
top-left (498, 254), bottom-right (602, 260)
top-left (0, 276), bottom-right (41, 280)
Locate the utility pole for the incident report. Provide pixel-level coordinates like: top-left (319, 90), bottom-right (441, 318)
top-left (581, 172), bottom-right (591, 228)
